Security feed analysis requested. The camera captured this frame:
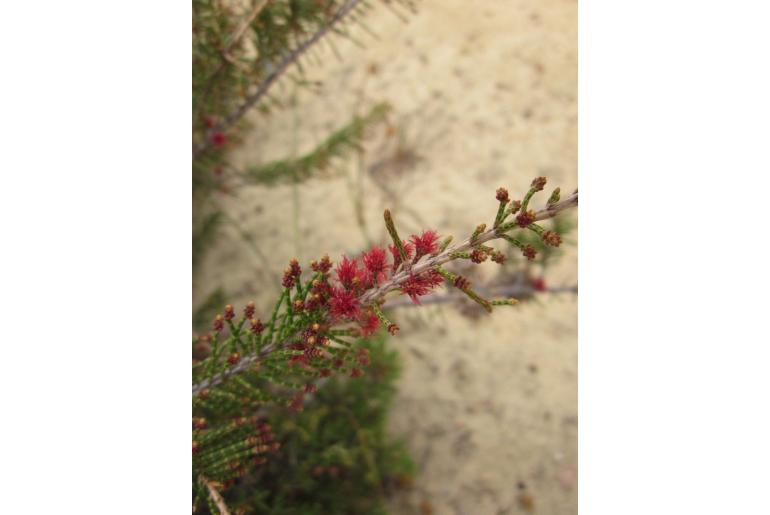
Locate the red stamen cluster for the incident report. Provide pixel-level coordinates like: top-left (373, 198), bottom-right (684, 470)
top-left (336, 256), bottom-right (360, 291)
top-left (329, 287), bottom-right (360, 319)
top-left (357, 310), bottom-right (380, 337)
top-left (532, 277), bottom-right (546, 292)
top-left (362, 245), bottom-right (390, 284)
top-left (399, 270), bottom-right (444, 304)
top-left (211, 131), bottom-right (226, 147)
top-left (410, 230), bottom-right (440, 258)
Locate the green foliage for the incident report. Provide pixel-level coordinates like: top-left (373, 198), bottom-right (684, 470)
top-left (246, 102), bottom-right (392, 185)
top-left (193, 0), bottom-right (339, 132)
top-left (192, 210), bottom-right (223, 274)
top-left (194, 336), bottom-right (414, 514)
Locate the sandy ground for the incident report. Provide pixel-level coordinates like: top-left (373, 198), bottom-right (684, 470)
top-left (197, 0), bottom-right (577, 512)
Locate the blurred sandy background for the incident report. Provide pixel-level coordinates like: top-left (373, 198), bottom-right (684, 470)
top-left (196, 0), bottom-right (577, 512)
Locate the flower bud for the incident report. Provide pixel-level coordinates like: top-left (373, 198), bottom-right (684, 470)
top-left (531, 176), bottom-right (547, 191)
top-left (496, 187), bottom-right (510, 203)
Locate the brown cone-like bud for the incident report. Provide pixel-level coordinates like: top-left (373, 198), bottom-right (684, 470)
top-left (496, 187), bottom-right (509, 203)
top-left (541, 230), bottom-right (562, 247)
top-left (531, 176), bottom-right (547, 191)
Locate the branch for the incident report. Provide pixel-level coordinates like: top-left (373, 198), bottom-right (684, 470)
top-left (383, 282), bottom-right (578, 308)
top-left (191, 189), bottom-right (577, 396)
top-left (193, 0), bottom-right (364, 156)
top-left (357, 189), bottom-right (578, 305)
top-left (227, 0), bottom-right (269, 55)
top-left (199, 475), bottom-right (231, 515)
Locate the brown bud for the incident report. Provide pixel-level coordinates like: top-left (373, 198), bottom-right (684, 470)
top-left (244, 301), bottom-right (255, 319)
top-left (470, 248), bottom-right (487, 264)
top-left (531, 176), bottom-right (547, 191)
top-left (541, 230), bottom-right (562, 247)
top-left (228, 352), bottom-right (240, 365)
top-left (212, 314), bottom-right (224, 332)
top-left (223, 304), bottom-right (235, 321)
top-left (193, 417), bottom-right (207, 430)
top-left (522, 245), bottom-right (537, 261)
top-left (491, 251), bottom-right (507, 264)
top-left (515, 210), bottom-right (536, 228)
top-left (496, 187), bottom-right (509, 203)
top-left (250, 318), bottom-right (264, 334)
top-left (453, 275), bottom-right (470, 290)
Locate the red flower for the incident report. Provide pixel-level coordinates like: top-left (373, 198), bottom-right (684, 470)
top-left (389, 241), bottom-right (414, 267)
top-left (410, 230), bottom-right (440, 258)
top-left (335, 255), bottom-right (359, 291)
top-left (399, 270), bottom-right (443, 304)
top-left (329, 287), bottom-right (360, 319)
top-left (357, 310), bottom-right (380, 337)
top-left (532, 277), bottom-right (546, 292)
top-left (211, 131), bottom-right (226, 147)
top-left (362, 245), bottom-right (390, 284)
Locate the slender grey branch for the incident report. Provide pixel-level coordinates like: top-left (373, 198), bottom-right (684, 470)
top-left (383, 283), bottom-right (578, 308)
top-left (193, 0), bottom-right (364, 156)
top-left (199, 475), bottom-right (231, 515)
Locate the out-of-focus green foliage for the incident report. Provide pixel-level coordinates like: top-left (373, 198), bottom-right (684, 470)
top-left (194, 336), bottom-right (414, 514)
top-left (246, 102), bottom-right (392, 185)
